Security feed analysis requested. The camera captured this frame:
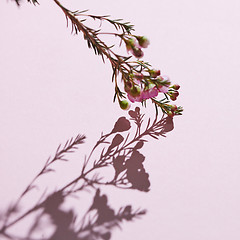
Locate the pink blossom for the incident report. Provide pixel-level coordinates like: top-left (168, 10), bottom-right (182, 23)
top-left (142, 84), bottom-right (158, 100)
top-left (141, 90), bottom-right (150, 100)
top-left (148, 86), bottom-right (158, 98)
top-left (158, 85), bottom-right (169, 93)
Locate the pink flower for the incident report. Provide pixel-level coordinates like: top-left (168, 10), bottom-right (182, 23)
top-left (158, 85), bottom-right (169, 93)
top-left (148, 87), bottom-right (158, 97)
top-left (142, 84), bottom-right (158, 100)
top-left (141, 91), bottom-right (150, 100)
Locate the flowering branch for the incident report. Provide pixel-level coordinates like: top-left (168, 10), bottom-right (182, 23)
top-left (2, 1), bottom-right (184, 239)
top-left (51, 0), bottom-right (183, 116)
top-left (12, 0), bottom-right (183, 116)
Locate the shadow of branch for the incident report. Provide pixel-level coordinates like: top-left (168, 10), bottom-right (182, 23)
top-left (0, 108), bottom-right (174, 239)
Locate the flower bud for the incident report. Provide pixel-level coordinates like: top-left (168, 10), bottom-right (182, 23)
top-left (132, 47), bottom-right (144, 58)
top-left (149, 69), bottom-right (161, 78)
top-left (127, 92), bottom-right (143, 103)
top-left (119, 100), bottom-right (130, 110)
top-left (125, 38), bottom-right (136, 51)
top-left (134, 72), bottom-right (144, 81)
top-left (130, 85), bottom-right (141, 97)
top-left (124, 81), bottom-right (132, 93)
top-left (128, 38), bottom-right (136, 47)
top-left (170, 105), bottom-right (178, 111)
top-left (136, 36), bottom-right (150, 48)
top-left (170, 95), bottom-right (177, 101)
top-left (172, 84), bottom-right (180, 90)
top-left (172, 91), bottom-right (179, 97)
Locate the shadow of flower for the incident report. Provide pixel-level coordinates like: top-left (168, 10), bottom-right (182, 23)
top-left (0, 108), bottom-right (174, 240)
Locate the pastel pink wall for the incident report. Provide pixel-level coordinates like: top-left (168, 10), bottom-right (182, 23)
top-left (1, 0), bottom-right (240, 239)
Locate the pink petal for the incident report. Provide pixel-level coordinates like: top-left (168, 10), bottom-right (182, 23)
top-left (142, 91), bottom-right (150, 100)
top-left (148, 87), bottom-right (158, 98)
top-left (158, 86), bottom-right (169, 93)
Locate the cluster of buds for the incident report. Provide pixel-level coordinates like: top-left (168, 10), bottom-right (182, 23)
top-left (162, 104), bottom-right (183, 118)
top-left (124, 36), bottom-right (150, 58)
top-left (37, 2), bottom-right (183, 117)
top-left (167, 84), bottom-right (180, 101)
top-left (118, 65), bottom-right (182, 117)
top-left (116, 35), bottom-right (182, 117)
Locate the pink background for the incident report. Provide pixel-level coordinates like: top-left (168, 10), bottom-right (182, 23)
top-left (1, 0), bottom-right (240, 239)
